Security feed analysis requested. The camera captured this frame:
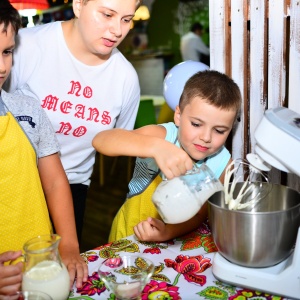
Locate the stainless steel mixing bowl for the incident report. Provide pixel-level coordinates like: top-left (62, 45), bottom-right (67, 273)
top-left (208, 183), bottom-right (300, 267)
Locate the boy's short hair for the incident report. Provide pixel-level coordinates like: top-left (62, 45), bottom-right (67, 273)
top-left (179, 70), bottom-right (242, 117)
top-left (0, 0), bottom-right (22, 34)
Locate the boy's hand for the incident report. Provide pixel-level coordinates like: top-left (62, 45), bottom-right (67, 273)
top-left (0, 251), bottom-right (23, 295)
top-left (153, 142), bottom-right (194, 179)
top-left (133, 217), bottom-right (167, 242)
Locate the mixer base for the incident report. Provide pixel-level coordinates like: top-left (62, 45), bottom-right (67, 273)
top-left (212, 228), bottom-right (300, 299)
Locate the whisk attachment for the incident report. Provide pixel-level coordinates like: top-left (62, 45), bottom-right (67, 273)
top-left (224, 159), bottom-right (270, 210)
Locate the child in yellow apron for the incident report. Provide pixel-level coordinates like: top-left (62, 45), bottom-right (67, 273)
top-left (94, 70), bottom-right (242, 243)
top-left (0, 99), bottom-right (52, 254)
top-left (109, 170), bottom-right (163, 242)
top-left (0, 1), bottom-right (88, 291)
top-left (108, 143), bottom-right (219, 243)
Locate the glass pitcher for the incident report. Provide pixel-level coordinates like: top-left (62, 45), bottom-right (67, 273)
top-left (152, 163), bottom-right (224, 224)
top-left (21, 234), bottom-right (70, 300)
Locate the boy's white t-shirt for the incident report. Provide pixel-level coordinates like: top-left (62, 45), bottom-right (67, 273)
top-left (5, 22), bottom-right (140, 185)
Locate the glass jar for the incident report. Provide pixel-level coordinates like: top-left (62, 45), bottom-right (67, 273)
top-left (152, 163), bottom-right (223, 224)
top-left (22, 234), bottom-right (70, 300)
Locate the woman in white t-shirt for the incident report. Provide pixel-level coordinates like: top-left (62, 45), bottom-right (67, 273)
top-left (5, 0), bottom-right (142, 243)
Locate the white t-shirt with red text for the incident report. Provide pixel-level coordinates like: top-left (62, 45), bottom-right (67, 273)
top-left (5, 21), bottom-right (140, 185)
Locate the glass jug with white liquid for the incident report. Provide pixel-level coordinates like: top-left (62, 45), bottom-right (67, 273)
top-left (22, 234), bottom-right (70, 300)
top-left (152, 163), bottom-right (224, 224)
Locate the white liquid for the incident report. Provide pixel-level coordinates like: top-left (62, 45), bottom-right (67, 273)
top-left (152, 177), bottom-right (223, 224)
top-left (22, 261), bottom-right (70, 300)
top-left (115, 281), bottom-right (141, 299)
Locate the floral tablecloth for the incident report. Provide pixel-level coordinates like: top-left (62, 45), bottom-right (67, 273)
top-left (69, 220), bottom-right (289, 300)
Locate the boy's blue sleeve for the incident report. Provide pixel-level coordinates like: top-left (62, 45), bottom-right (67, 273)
top-left (206, 146), bottom-right (231, 179)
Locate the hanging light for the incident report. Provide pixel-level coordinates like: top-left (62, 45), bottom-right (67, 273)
top-left (10, 0), bottom-right (49, 28)
top-left (9, 0), bottom-right (49, 10)
top-left (18, 9), bottom-right (37, 27)
top-left (133, 5), bottom-right (150, 21)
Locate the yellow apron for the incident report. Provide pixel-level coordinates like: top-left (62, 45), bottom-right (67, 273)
top-left (0, 111), bottom-right (52, 254)
top-left (109, 175), bottom-right (163, 242)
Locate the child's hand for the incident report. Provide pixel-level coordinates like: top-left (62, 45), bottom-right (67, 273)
top-left (133, 217), bottom-right (167, 242)
top-left (0, 251), bottom-right (23, 295)
top-left (59, 246), bottom-right (88, 290)
top-left (153, 142), bottom-right (194, 179)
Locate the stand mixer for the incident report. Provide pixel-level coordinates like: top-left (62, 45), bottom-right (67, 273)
top-left (212, 107), bottom-right (300, 299)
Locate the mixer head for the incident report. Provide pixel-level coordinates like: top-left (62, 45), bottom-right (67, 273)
top-left (250, 107), bottom-right (300, 176)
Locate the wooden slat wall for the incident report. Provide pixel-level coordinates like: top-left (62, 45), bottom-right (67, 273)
top-left (209, 0), bottom-right (300, 191)
top-left (289, 0), bottom-right (300, 113)
top-left (287, 0), bottom-right (300, 189)
top-left (230, 0), bottom-right (247, 164)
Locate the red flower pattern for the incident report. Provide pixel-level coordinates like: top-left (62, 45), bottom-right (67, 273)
top-left (164, 254), bottom-right (211, 286)
top-left (141, 280), bottom-right (181, 300)
top-left (87, 255), bottom-right (99, 263)
top-left (144, 247), bottom-right (161, 254)
top-left (104, 257), bottom-right (123, 267)
top-left (76, 271), bottom-right (106, 296)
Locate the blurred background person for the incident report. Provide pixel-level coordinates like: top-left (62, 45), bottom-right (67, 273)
top-left (180, 22), bottom-right (210, 65)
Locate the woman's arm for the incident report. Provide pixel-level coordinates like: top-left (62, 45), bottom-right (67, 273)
top-left (38, 154), bottom-right (88, 289)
